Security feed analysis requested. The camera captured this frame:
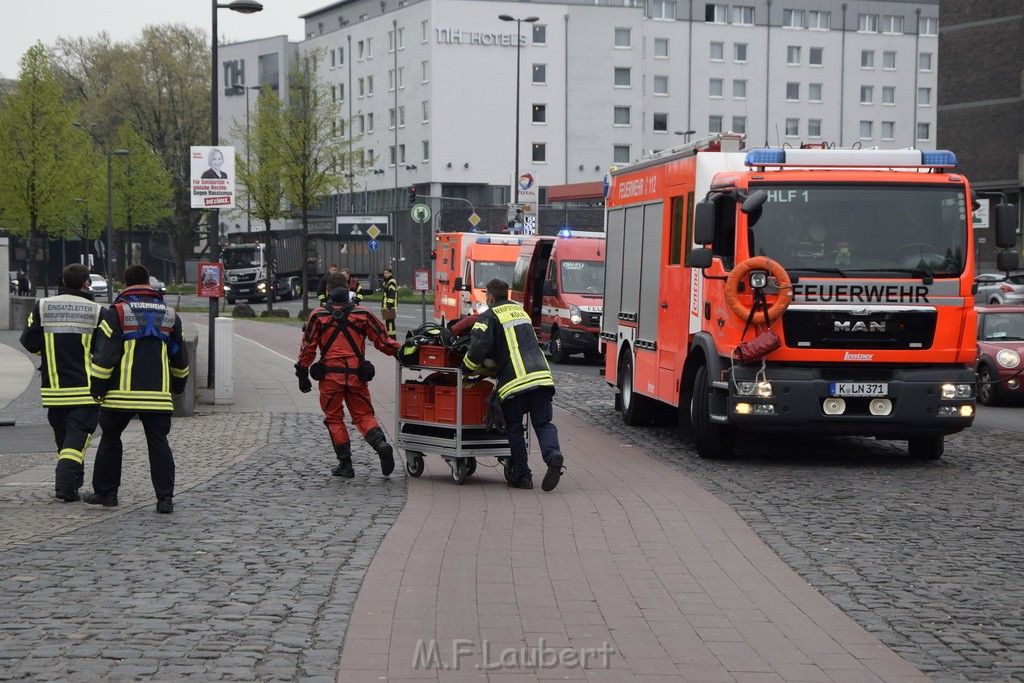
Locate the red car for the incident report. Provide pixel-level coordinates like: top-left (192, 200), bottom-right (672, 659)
top-left (975, 305), bottom-right (1024, 405)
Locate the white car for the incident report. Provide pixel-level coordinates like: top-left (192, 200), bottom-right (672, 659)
top-left (88, 274), bottom-right (109, 296)
top-left (975, 272), bottom-right (1024, 306)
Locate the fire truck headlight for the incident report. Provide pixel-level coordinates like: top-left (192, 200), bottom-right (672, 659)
top-left (569, 304), bottom-right (583, 325)
top-left (749, 271), bottom-right (768, 289)
top-left (756, 381), bottom-right (773, 397)
top-left (735, 381), bottom-right (756, 395)
top-left (941, 383), bottom-right (974, 399)
top-left (997, 349), bottom-right (1020, 369)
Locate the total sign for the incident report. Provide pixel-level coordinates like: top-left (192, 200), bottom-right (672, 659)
top-left (516, 169), bottom-right (539, 234)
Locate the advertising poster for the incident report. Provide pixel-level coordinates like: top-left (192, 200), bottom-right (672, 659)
top-left (413, 269), bottom-right (431, 292)
top-left (198, 262), bottom-right (224, 298)
top-left (190, 146), bottom-right (235, 209)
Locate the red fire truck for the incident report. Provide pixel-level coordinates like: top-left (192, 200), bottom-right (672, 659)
top-left (511, 231), bottom-right (606, 363)
top-left (602, 134), bottom-right (1019, 460)
top-left (433, 232), bottom-right (521, 325)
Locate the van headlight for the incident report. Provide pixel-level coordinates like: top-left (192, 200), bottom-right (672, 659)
top-left (997, 349), bottom-right (1020, 369)
top-left (569, 304), bottom-right (582, 325)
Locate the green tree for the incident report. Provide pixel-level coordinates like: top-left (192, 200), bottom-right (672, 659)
top-left (111, 121), bottom-right (174, 269)
top-left (230, 84), bottom-right (288, 314)
top-left (276, 50), bottom-right (359, 315)
top-left (0, 43), bottom-right (95, 292)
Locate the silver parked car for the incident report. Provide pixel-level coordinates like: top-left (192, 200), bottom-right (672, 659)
top-left (975, 272), bottom-right (1024, 306)
top-left (88, 273), bottom-right (109, 297)
top-left (149, 276), bottom-right (166, 294)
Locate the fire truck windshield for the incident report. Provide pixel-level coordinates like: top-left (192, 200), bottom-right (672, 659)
top-left (747, 185), bottom-right (969, 276)
top-left (473, 261), bottom-right (516, 288)
top-left (560, 260), bottom-right (605, 294)
top-left (222, 248), bottom-right (261, 269)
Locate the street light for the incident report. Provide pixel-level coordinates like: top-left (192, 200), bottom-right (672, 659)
top-left (674, 129), bottom-right (697, 143)
top-left (105, 150), bottom-right (130, 303)
top-left (498, 14), bottom-right (539, 208)
top-left (233, 84), bottom-right (262, 232)
top-left (210, 0), bottom-right (263, 388)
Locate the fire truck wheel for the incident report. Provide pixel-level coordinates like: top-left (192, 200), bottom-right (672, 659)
top-left (976, 366), bottom-right (1002, 407)
top-left (550, 329), bottom-right (570, 364)
top-left (907, 435), bottom-right (944, 461)
top-left (618, 352), bottom-right (654, 426)
top-left (690, 365), bottom-right (736, 459)
top-left (725, 256), bottom-right (793, 323)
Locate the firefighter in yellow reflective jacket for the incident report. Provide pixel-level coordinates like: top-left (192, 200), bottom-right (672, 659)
top-left (380, 266), bottom-right (398, 340)
top-left (20, 264), bottom-right (105, 502)
top-left (462, 278), bottom-right (566, 491)
top-left (83, 265), bottom-right (190, 514)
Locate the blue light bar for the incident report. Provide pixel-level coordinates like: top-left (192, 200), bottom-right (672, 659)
top-left (476, 237), bottom-right (491, 243)
top-left (557, 228), bottom-right (573, 238)
top-left (745, 149), bottom-right (786, 166)
top-left (921, 150), bottom-right (957, 167)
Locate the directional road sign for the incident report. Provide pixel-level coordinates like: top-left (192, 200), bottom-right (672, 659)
top-left (368, 239), bottom-right (380, 251)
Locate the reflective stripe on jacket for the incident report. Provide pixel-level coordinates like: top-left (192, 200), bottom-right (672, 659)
top-left (463, 299), bottom-right (553, 401)
top-left (381, 276), bottom-right (397, 311)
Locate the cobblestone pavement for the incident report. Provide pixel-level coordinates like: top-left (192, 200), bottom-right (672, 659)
top-left (550, 367), bottom-right (1024, 682)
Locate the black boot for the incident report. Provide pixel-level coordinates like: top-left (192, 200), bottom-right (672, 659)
top-left (331, 443), bottom-right (355, 478)
top-left (365, 427), bottom-right (395, 476)
top-left (54, 460), bottom-right (82, 502)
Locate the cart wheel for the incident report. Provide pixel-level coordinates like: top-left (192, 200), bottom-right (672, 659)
top-left (405, 452), bottom-right (425, 478)
top-left (500, 457), bottom-right (513, 483)
top-left (465, 457), bottom-right (477, 477)
top-left (452, 459), bottom-right (469, 485)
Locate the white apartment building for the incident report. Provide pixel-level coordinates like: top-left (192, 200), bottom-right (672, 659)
top-left (217, 0), bottom-right (939, 234)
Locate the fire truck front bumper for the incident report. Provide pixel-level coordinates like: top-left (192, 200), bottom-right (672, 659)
top-left (717, 364), bottom-right (976, 437)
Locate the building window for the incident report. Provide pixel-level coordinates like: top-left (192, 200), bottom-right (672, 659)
top-left (533, 24), bottom-right (547, 44)
top-left (734, 43), bottom-right (748, 62)
top-left (422, 140), bottom-right (430, 162)
top-left (881, 121), bottom-right (895, 140)
top-left (709, 115), bottom-right (723, 133)
top-left (367, 75), bottom-right (374, 95)
top-left (650, 1), bottom-right (676, 20)
top-left (533, 104), bottom-right (546, 123)
top-left (786, 46), bottom-right (800, 65)
top-left (533, 64), bottom-right (546, 84)
top-left (613, 145), bottom-right (631, 163)
top-left (358, 40), bottom-right (365, 60)
top-left (809, 47), bottom-right (823, 66)
top-left (809, 83), bottom-right (822, 102)
top-left (389, 28), bottom-right (397, 52)
top-left (709, 78), bottom-right (723, 97)
top-left (421, 60), bottom-right (429, 83)
top-left (733, 79), bottom-right (746, 99)
top-left (786, 82), bottom-right (799, 101)
top-left (808, 10), bottom-right (830, 30)
top-left (653, 75), bottom-right (669, 95)
top-left (732, 116), bottom-right (746, 134)
top-left (919, 53), bottom-right (933, 71)
top-left (422, 19), bottom-right (429, 42)
top-left (859, 120), bottom-right (873, 139)
top-left (389, 108), bottom-right (396, 129)
top-left (398, 105), bottom-right (405, 127)
top-left (882, 86), bottom-right (895, 105)
top-left (422, 100), bottom-right (430, 123)
top-left (388, 70), bottom-right (395, 91)
top-left (785, 118), bottom-right (799, 136)
top-left (358, 77), bottom-right (365, 97)
top-left (614, 67), bottom-right (631, 87)
top-left (883, 51), bottom-right (896, 70)
top-left (654, 37), bottom-right (669, 58)
top-left (710, 41), bottom-right (724, 60)
top-left (918, 17), bottom-right (938, 36)
top-left (331, 49), bottom-right (337, 68)
top-left (339, 83), bottom-right (344, 101)
top-left (917, 122), bottom-right (931, 140)
top-left (338, 47), bottom-right (345, 66)
top-left (860, 86), bottom-right (873, 104)
top-left (614, 106), bottom-right (631, 125)
top-left (705, 3), bottom-right (727, 23)
top-left (882, 15), bottom-right (903, 34)
top-left (389, 145), bottom-right (396, 166)
top-left (731, 5), bottom-right (754, 25)
top-left (808, 118), bottom-right (821, 137)
top-left (653, 113), bottom-right (668, 132)
top-left (859, 14), bottom-right (878, 33)
top-left (366, 38), bottom-right (373, 58)
top-left (614, 27), bottom-right (631, 48)
top-left (783, 9), bottom-right (804, 29)
top-left (918, 87), bottom-right (931, 106)
top-left (358, 114), bottom-right (365, 134)
top-left (331, 85), bottom-right (338, 101)
top-left (399, 144), bottom-right (405, 164)
top-left (367, 113), bottom-right (374, 132)
top-left (861, 50), bottom-right (874, 68)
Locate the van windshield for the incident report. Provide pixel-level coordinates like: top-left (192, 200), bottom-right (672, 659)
top-left (560, 260), bottom-right (605, 294)
top-left (473, 261), bottom-right (516, 288)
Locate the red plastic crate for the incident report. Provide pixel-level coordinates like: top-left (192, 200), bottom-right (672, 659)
top-left (434, 383), bottom-right (494, 425)
top-left (400, 383), bottom-right (435, 422)
top-left (418, 345), bottom-right (464, 368)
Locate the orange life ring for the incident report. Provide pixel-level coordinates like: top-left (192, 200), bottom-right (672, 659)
top-left (725, 256), bottom-right (793, 323)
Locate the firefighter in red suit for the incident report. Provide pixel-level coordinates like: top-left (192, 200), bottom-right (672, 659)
top-left (296, 272), bottom-right (400, 478)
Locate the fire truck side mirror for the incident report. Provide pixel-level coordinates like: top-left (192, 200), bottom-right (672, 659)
top-left (993, 203), bottom-right (1019, 249)
top-left (741, 189), bottom-right (769, 214)
top-left (694, 201), bottom-right (716, 245)
top-left (453, 276), bottom-right (464, 291)
top-left (996, 251), bottom-right (1020, 273)
top-left (690, 248), bottom-right (714, 269)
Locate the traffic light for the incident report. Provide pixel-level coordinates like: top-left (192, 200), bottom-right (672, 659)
top-left (409, 186), bottom-right (417, 205)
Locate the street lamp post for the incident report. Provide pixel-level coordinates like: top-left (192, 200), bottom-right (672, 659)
top-left (210, 0), bottom-right (263, 388)
top-left (234, 84), bottom-right (262, 232)
top-left (106, 149), bottom-right (130, 304)
top-left (674, 129), bottom-right (697, 144)
top-left (498, 14), bottom-right (539, 209)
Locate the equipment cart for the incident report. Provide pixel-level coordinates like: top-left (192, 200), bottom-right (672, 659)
top-left (395, 355), bottom-right (522, 485)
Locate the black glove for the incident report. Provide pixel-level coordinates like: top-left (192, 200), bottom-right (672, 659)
top-left (295, 363), bottom-right (312, 393)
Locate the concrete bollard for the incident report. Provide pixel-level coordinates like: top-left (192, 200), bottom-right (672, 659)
top-left (172, 322), bottom-right (199, 417)
top-left (214, 316), bottom-right (234, 404)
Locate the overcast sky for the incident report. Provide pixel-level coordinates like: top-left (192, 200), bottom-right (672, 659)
top-left (0, 0), bottom-right (329, 80)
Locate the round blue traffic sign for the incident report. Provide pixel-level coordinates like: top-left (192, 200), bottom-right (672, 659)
top-left (368, 239), bottom-right (380, 251)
